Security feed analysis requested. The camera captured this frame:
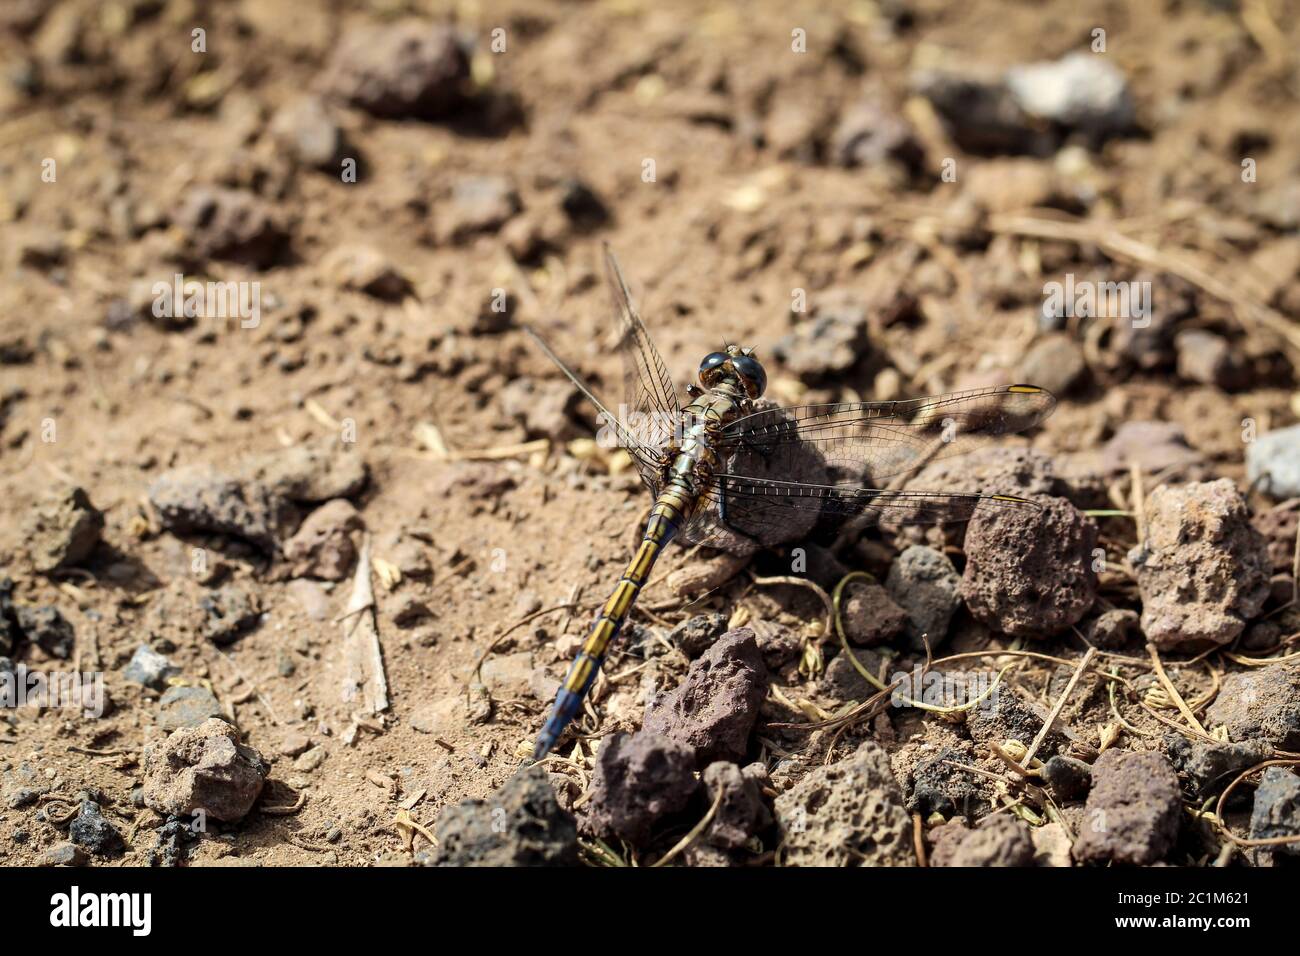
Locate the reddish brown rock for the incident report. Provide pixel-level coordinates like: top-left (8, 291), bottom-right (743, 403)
top-left (961, 495), bottom-right (1097, 638)
top-left (642, 628), bottom-right (768, 765)
top-left (929, 814), bottom-right (1035, 867)
top-left (1073, 750), bottom-right (1180, 865)
top-left (1251, 506), bottom-right (1300, 574)
top-left (701, 761), bottom-right (772, 850)
top-left (580, 732), bottom-right (698, 845)
top-left (840, 578), bottom-right (908, 646)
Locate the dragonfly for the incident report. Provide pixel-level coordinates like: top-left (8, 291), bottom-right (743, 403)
top-left (525, 245), bottom-right (1056, 760)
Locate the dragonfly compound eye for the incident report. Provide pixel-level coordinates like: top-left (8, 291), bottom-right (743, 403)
top-left (698, 351), bottom-right (729, 388)
top-left (731, 354), bottom-right (767, 398)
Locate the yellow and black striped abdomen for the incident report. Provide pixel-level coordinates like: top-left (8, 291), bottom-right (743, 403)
top-left (532, 480), bottom-right (695, 759)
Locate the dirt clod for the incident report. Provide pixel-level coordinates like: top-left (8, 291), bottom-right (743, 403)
top-left (321, 20), bottom-right (469, 120)
top-left (174, 187), bottom-right (289, 268)
top-left (0, 581), bottom-right (14, 656)
top-left (772, 293), bottom-right (869, 383)
top-left (323, 246), bottom-right (413, 302)
top-left (479, 651), bottom-right (534, 699)
top-left (441, 175), bottom-right (521, 244)
top-left (819, 648), bottom-right (885, 703)
top-left (667, 612), bottom-right (729, 659)
top-left (148, 463), bottom-right (296, 554)
top-left (1086, 608), bottom-right (1140, 650)
top-left (200, 585), bottom-right (262, 646)
top-left (157, 685), bottom-right (227, 733)
top-left (840, 578), bottom-right (908, 647)
top-left (15, 605), bottom-right (74, 659)
top-left (1098, 422), bottom-right (1204, 475)
top-left (24, 486), bottom-right (103, 573)
top-left (1041, 754), bottom-right (1093, 802)
top-left (269, 95), bottom-right (342, 170)
top-left (243, 442), bottom-right (368, 505)
top-left (966, 686), bottom-right (1074, 759)
top-left (1017, 334), bottom-right (1087, 397)
top-left (904, 741), bottom-right (989, 819)
top-left (1163, 734), bottom-right (1273, 803)
top-left (701, 761), bottom-right (772, 851)
top-left (1128, 479), bottom-right (1270, 649)
top-left (1138, 481), bottom-right (1268, 647)
top-left (749, 620), bottom-right (803, 671)
top-left (41, 843), bottom-right (88, 867)
top-left (831, 96), bottom-right (923, 172)
top-left (284, 499), bottom-right (364, 581)
top-left (142, 718), bottom-right (268, 823)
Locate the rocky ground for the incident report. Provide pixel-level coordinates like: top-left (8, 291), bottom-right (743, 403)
top-left (2, 0), bottom-right (1300, 867)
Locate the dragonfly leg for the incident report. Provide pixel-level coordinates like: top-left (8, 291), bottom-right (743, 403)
top-left (714, 474), bottom-right (751, 538)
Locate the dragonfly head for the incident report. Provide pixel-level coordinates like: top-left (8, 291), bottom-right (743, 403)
top-left (699, 345), bottom-right (767, 399)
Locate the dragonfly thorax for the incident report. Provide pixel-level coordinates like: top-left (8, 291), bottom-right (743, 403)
top-left (664, 387), bottom-right (746, 495)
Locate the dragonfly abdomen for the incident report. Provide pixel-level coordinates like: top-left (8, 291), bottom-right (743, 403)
top-left (532, 481), bottom-right (697, 760)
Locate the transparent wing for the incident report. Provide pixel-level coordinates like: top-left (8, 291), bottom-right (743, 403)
top-left (717, 385), bottom-right (1055, 485)
top-left (522, 326), bottom-right (669, 486)
top-left (689, 476), bottom-right (1038, 548)
top-left (604, 244), bottom-right (681, 491)
top-left (680, 385), bottom-right (1055, 549)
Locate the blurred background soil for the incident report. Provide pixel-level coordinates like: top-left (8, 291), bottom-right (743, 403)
top-left (1, 0), bottom-right (1298, 867)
